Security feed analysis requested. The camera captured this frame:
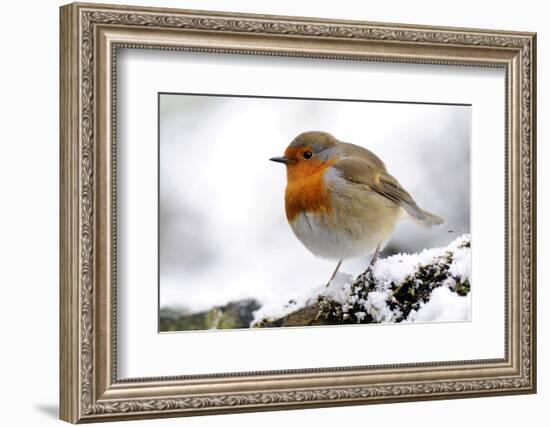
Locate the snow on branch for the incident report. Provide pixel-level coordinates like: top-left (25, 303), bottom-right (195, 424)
top-left (252, 234), bottom-right (471, 328)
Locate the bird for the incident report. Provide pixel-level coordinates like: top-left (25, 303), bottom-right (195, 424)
top-left (270, 131), bottom-right (443, 286)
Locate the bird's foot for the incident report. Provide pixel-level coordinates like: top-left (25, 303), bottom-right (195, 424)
top-left (325, 260), bottom-right (343, 287)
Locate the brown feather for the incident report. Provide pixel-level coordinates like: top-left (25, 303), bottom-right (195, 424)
top-left (333, 156), bottom-right (443, 227)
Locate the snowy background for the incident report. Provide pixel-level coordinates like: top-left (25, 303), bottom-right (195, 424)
top-left (159, 94), bottom-right (470, 318)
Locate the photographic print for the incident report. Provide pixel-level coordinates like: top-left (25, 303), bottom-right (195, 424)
top-left (159, 93), bottom-right (471, 332)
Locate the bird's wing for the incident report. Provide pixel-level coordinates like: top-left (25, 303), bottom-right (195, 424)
top-left (333, 157), bottom-right (436, 224)
top-left (337, 142), bottom-right (387, 171)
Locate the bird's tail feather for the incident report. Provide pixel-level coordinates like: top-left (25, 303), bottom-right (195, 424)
top-left (401, 201), bottom-right (444, 227)
top-left (412, 208), bottom-right (444, 228)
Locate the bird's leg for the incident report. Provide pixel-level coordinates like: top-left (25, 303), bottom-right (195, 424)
top-left (369, 243), bottom-right (382, 267)
top-left (326, 259), bottom-right (343, 287)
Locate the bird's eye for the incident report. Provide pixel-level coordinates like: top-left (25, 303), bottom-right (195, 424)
top-left (303, 151), bottom-right (313, 159)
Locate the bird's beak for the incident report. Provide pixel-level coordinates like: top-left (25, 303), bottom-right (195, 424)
top-left (269, 156), bottom-right (294, 165)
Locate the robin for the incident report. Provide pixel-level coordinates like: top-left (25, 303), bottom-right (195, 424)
top-left (270, 131), bottom-right (443, 285)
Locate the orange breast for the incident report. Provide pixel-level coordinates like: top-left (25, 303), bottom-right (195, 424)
top-left (284, 160), bottom-right (334, 222)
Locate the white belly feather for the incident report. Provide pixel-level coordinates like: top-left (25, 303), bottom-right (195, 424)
top-left (289, 211), bottom-right (381, 260)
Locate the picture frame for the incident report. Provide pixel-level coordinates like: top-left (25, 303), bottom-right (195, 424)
top-left (59, 2), bottom-right (537, 423)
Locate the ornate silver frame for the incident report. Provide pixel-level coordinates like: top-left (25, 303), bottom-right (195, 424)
top-left (60, 2), bottom-right (537, 423)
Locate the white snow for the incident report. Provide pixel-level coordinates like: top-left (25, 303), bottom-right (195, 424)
top-left (322, 272), bottom-right (356, 305)
top-left (406, 286), bottom-right (471, 322)
top-left (370, 233), bottom-right (471, 289)
top-left (362, 290), bottom-right (393, 322)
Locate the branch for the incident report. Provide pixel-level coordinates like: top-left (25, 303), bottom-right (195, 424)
top-left (253, 235), bottom-right (471, 327)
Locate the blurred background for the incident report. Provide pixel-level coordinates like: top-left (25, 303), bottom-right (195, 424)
top-left (159, 93), bottom-right (470, 326)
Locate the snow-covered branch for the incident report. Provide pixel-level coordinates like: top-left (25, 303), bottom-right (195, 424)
top-left (253, 235), bottom-right (471, 327)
